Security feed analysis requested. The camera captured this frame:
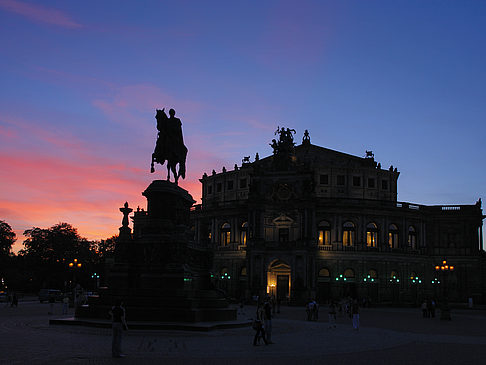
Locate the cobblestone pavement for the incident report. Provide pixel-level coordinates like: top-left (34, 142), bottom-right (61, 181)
top-left (1, 300), bottom-right (486, 364)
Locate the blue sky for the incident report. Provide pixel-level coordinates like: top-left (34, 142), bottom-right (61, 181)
top-left (1, 0), bottom-right (485, 250)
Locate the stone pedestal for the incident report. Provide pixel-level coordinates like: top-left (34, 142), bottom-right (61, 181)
top-left (76, 180), bottom-right (236, 323)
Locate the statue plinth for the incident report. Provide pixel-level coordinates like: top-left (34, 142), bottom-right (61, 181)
top-left (142, 180), bottom-right (195, 222)
top-left (76, 180), bottom-right (236, 323)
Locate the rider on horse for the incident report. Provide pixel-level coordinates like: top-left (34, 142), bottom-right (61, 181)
top-left (151, 108), bottom-right (187, 184)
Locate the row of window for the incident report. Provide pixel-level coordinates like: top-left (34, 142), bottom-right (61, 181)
top-left (206, 178), bottom-right (248, 195)
top-left (214, 221), bottom-right (418, 249)
top-left (318, 221), bottom-right (417, 249)
top-left (319, 174), bottom-right (389, 190)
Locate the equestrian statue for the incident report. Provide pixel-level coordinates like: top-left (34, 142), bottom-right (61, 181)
top-left (151, 108), bottom-right (187, 185)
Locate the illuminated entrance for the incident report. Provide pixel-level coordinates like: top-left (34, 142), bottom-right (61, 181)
top-left (267, 260), bottom-right (291, 300)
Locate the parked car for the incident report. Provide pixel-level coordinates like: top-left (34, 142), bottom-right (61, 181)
top-left (38, 289), bottom-right (63, 303)
top-left (0, 291), bottom-right (7, 302)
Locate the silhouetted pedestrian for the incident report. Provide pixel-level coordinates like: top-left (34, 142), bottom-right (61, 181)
top-left (48, 293), bottom-right (55, 314)
top-left (62, 296), bottom-right (69, 314)
top-left (253, 305), bottom-right (268, 346)
top-left (352, 300), bottom-right (359, 331)
top-left (11, 293), bottom-right (18, 307)
top-left (264, 298), bottom-right (273, 343)
top-left (430, 299), bottom-right (436, 318)
top-left (328, 302), bottom-right (336, 329)
top-left (109, 299), bottom-right (128, 358)
top-left (422, 300), bottom-right (428, 318)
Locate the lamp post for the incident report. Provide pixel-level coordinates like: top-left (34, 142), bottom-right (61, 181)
top-left (91, 273), bottom-right (100, 289)
top-left (335, 274), bottom-right (346, 298)
top-left (409, 275), bottom-right (422, 306)
top-left (68, 259), bottom-right (82, 305)
top-left (363, 275), bottom-right (376, 304)
top-left (435, 260), bottom-right (454, 320)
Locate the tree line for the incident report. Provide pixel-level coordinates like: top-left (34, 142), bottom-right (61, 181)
top-left (0, 220), bottom-right (117, 294)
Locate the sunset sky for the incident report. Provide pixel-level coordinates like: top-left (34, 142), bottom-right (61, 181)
top-left (1, 0), bottom-right (485, 253)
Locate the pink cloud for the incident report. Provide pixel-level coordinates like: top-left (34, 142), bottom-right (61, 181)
top-left (0, 111), bottom-right (206, 253)
top-left (0, 0), bottom-right (82, 28)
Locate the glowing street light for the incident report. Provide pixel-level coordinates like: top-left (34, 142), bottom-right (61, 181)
top-left (435, 259), bottom-right (454, 320)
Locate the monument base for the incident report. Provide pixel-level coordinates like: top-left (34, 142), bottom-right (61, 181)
top-left (75, 180), bottom-right (236, 324)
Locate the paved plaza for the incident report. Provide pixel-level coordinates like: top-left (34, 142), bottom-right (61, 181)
top-left (1, 298), bottom-right (486, 364)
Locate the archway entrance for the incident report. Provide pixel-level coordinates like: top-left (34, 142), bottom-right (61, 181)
top-left (267, 260), bottom-right (291, 301)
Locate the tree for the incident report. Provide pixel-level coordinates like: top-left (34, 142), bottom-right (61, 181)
top-left (0, 220), bottom-right (16, 256)
top-left (20, 223), bottom-right (91, 262)
top-left (92, 235), bottom-right (117, 260)
top-left (19, 223), bottom-right (95, 289)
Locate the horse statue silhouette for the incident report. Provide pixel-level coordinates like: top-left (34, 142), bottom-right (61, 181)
top-left (151, 108), bottom-right (187, 185)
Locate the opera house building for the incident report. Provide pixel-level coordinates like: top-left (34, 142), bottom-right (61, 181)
top-left (191, 128), bottom-right (484, 305)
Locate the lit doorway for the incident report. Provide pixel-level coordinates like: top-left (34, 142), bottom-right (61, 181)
top-left (267, 260), bottom-right (291, 301)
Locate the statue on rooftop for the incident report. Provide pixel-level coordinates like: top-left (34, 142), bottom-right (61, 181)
top-left (302, 129), bottom-right (310, 144)
top-left (151, 108), bottom-right (188, 185)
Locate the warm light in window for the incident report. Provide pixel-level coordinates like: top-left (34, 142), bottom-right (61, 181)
top-left (77, 263), bottom-right (82, 267)
top-left (450, 266), bottom-right (454, 271)
top-left (441, 266), bottom-right (445, 270)
top-left (435, 266), bottom-right (440, 270)
top-left (442, 260), bottom-right (446, 264)
top-left (69, 263), bottom-right (73, 267)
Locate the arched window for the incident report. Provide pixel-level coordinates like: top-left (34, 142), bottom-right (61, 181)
top-left (240, 222), bottom-right (248, 245)
top-left (344, 268), bottom-right (355, 278)
top-left (240, 267), bottom-right (247, 276)
top-left (368, 269), bottom-right (377, 278)
top-left (221, 223), bottom-right (231, 246)
top-left (318, 268), bottom-right (330, 277)
top-left (318, 221), bottom-right (331, 246)
top-left (220, 267), bottom-right (230, 280)
top-left (364, 269), bottom-right (378, 282)
top-left (366, 222), bottom-right (378, 247)
top-left (342, 221), bottom-right (355, 246)
top-left (390, 270), bottom-right (400, 283)
top-left (408, 226), bottom-right (417, 249)
top-left (388, 224), bottom-right (399, 248)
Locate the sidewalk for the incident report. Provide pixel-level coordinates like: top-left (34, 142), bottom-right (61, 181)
top-left (1, 302), bottom-right (486, 364)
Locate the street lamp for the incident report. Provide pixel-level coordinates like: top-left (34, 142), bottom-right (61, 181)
top-left (68, 259), bottom-right (82, 305)
top-left (435, 259), bottom-right (454, 320)
top-left (91, 273), bottom-right (100, 289)
top-left (409, 275), bottom-right (422, 306)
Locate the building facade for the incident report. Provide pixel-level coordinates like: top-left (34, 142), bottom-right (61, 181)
top-left (191, 128), bottom-right (485, 305)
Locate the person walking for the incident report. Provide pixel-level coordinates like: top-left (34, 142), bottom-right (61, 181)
top-left (263, 298), bottom-right (273, 343)
top-left (253, 305), bottom-right (268, 346)
top-left (62, 296), bottom-right (69, 314)
top-left (328, 301), bottom-right (337, 329)
top-left (313, 300), bottom-right (319, 321)
top-left (351, 299), bottom-right (360, 331)
top-left (109, 299), bottom-right (128, 358)
top-left (421, 300), bottom-right (428, 318)
top-left (48, 293), bottom-right (55, 315)
top-left (11, 293), bottom-right (18, 307)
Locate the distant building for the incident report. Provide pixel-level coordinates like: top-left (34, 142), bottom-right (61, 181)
top-left (191, 128), bottom-right (485, 305)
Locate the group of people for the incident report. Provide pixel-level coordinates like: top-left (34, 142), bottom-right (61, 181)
top-left (3, 292), bottom-right (18, 307)
top-left (305, 298), bottom-right (360, 331)
top-left (306, 299), bottom-right (319, 321)
top-left (421, 298), bottom-right (437, 318)
top-left (252, 297), bottom-right (274, 346)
